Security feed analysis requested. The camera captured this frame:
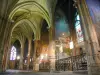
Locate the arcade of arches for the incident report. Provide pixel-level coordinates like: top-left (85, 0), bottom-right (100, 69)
top-left (0, 0), bottom-right (100, 75)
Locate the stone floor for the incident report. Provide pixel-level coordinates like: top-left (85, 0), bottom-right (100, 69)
top-left (0, 70), bottom-right (88, 75)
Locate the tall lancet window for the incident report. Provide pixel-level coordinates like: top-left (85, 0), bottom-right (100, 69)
top-left (75, 14), bottom-right (84, 43)
top-left (10, 46), bottom-right (17, 60)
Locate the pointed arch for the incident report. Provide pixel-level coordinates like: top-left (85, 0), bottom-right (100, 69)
top-left (11, 19), bottom-right (39, 40)
top-left (9, 1), bottom-right (51, 28)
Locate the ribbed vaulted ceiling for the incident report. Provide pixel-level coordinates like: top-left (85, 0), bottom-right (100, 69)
top-left (9, 0), bottom-right (57, 44)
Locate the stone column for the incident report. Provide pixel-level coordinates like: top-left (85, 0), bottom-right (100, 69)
top-left (48, 41), bottom-right (55, 72)
top-left (0, 41), bottom-right (4, 72)
top-left (19, 42), bottom-right (25, 70)
top-left (0, 19), bottom-right (8, 72)
top-left (1, 33), bottom-right (11, 72)
top-left (27, 38), bottom-right (32, 70)
top-left (33, 40), bottom-right (38, 71)
top-left (49, 26), bottom-right (55, 42)
top-left (0, 0), bottom-right (14, 72)
top-left (48, 25), bottom-right (56, 71)
top-left (6, 44), bottom-right (12, 69)
top-left (1, 22), bottom-right (12, 72)
top-left (75, 0), bottom-right (100, 75)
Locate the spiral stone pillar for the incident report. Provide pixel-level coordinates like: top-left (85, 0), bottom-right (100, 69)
top-left (75, 0), bottom-right (100, 75)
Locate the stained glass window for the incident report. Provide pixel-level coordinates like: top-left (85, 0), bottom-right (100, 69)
top-left (75, 14), bottom-right (84, 43)
top-left (10, 46), bottom-right (17, 60)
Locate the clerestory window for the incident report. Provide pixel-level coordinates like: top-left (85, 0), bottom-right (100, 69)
top-left (75, 13), bottom-right (84, 43)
